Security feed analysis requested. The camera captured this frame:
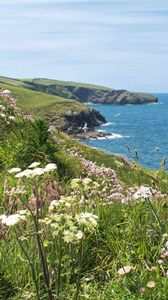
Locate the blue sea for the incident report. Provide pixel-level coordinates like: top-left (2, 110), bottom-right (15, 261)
top-left (84, 94), bottom-right (168, 170)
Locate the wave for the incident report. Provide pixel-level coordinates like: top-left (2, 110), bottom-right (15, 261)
top-left (107, 133), bottom-right (130, 139)
top-left (101, 122), bottom-right (116, 127)
top-left (90, 133), bottom-right (130, 140)
top-left (85, 102), bottom-right (94, 105)
top-left (114, 113), bottom-right (121, 117)
top-left (86, 102), bottom-right (98, 105)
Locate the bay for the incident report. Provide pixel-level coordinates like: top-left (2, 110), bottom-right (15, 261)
top-left (84, 94), bottom-right (168, 170)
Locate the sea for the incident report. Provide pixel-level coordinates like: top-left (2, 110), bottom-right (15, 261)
top-left (84, 94), bottom-right (168, 170)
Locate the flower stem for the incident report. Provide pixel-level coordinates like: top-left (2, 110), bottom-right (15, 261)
top-left (146, 197), bottom-right (163, 234)
top-left (56, 233), bottom-right (62, 299)
top-left (75, 238), bottom-right (83, 300)
top-left (14, 230), bottom-right (40, 300)
top-left (34, 181), bottom-right (53, 300)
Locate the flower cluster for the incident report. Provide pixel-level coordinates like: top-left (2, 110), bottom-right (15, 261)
top-left (132, 186), bottom-right (153, 201)
top-left (0, 89), bottom-right (17, 110)
top-left (41, 195), bottom-right (98, 244)
top-left (68, 149), bottom-right (117, 181)
top-left (63, 228), bottom-right (84, 243)
top-left (0, 104), bottom-right (6, 111)
top-left (69, 147), bottom-right (167, 206)
top-left (117, 265), bottom-right (134, 276)
top-left (0, 210), bottom-right (28, 227)
top-left (0, 111), bottom-right (16, 124)
top-left (75, 212), bottom-right (98, 232)
top-left (11, 162), bottom-right (57, 179)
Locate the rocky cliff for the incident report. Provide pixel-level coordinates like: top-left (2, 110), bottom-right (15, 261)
top-left (23, 79), bottom-right (158, 105)
top-left (0, 76), bottom-right (158, 136)
top-left (45, 108), bottom-right (106, 134)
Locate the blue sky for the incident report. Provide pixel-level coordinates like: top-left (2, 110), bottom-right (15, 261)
top-left (0, 0), bottom-right (168, 91)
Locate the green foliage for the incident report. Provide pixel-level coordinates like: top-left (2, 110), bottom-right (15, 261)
top-left (55, 151), bottom-right (84, 181)
top-left (0, 270), bottom-right (17, 299)
top-left (0, 117), bottom-right (57, 170)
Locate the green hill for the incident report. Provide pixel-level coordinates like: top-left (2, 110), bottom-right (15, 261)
top-left (0, 76), bottom-right (157, 106)
top-left (0, 80), bottom-right (85, 114)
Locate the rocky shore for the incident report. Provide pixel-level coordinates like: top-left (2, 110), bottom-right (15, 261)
top-left (71, 130), bottom-right (112, 140)
top-left (46, 108), bottom-right (107, 135)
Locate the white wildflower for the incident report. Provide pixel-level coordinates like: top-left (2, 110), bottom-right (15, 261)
top-left (64, 202), bottom-right (71, 208)
top-left (157, 259), bottom-right (163, 265)
top-left (31, 167), bottom-right (45, 177)
top-left (44, 163), bottom-right (57, 172)
top-left (0, 214), bottom-right (23, 226)
top-left (15, 167), bottom-right (45, 178)
top-left (8, 116), bottom-right (16, 121)
top-left (49, 200), bottom-right (60, 211)
top-left (70, 178), bottom-right (81, 189)
top-left (0, 113), bottom-right (6, 118)
top-left (165, 240), bottom-right (168, 249)
top-left (0, 105), bottom-right (6, 111)
top-left (83, 178), bottom-right (92, 186)
top-left (63, 230), bottom-right (76, 243)
top-left (3, 89), bottom-right (11, 94)
top-left (132, 186), bottom-right (153, 201)
top-left (75, 230), bottom-right (84, 240)
top-left (28, 162), bottom-right (41, 169)
top-left (76, 212), bottom-right (98, 231)
top-left (8, 167), bottom-right (21, 174)
top-left (117, 265), bottom-right (133, 276)
top-left (63, 228), bottom-right (83, 243)
top-left (18, 209), bottom-right (29, 216)
top-left (146, 281), bottom-right (156, 288)
top-left (15, 169), bottom-right (33, 178)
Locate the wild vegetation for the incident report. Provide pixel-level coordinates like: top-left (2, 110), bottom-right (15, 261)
top-left (0, 90), bottom-right (168, 300)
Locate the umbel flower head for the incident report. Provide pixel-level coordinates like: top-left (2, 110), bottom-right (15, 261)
top-left (28, 162), bottom-right (41, 169)
top-left (63, 229), bottom-right (84, 243)
top-left (8, 167), bottom-right (21, 174)
top-left (14, 162), bottom-right (57, 178)
top-left (0, 213), bottom-right (26, 226)
top-left (75, 212), bottom-right (98, 232)
top-left (132, 186), bottom-right (153, 201)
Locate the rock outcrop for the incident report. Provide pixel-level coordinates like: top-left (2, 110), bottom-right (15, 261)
top-left (46, 108), bottom-right (106, 134)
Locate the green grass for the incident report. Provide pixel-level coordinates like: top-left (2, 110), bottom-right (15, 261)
top-left (0, 76), bottom-right (35, 89)
top-left (0, 82), bottom-right (85, 117)
top-left (20, 77), bottom-right (112, 91)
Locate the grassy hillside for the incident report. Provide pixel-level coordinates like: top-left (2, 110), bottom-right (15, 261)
top-left (0, 76), bottom-right (157, 109)
top-left (0, 98), bottom-right (168, 299)
top-left (20, 77), bottom-right (111, 90)
top-left (0, 81), bottom-right (85, 117)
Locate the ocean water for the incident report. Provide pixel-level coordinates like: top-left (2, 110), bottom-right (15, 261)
top-left (84, 94), bottom-right (168, 170)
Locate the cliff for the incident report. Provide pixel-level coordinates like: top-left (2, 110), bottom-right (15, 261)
top-left (0, 76), bottom-right (158, 136)
top-left (22, 79), bottom-right (158, 105)
top-left (0, 78), bottom-right (106, 134)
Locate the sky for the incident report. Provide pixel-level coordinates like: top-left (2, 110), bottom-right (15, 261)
top-left (0, 0), bottom-right (168, 92)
